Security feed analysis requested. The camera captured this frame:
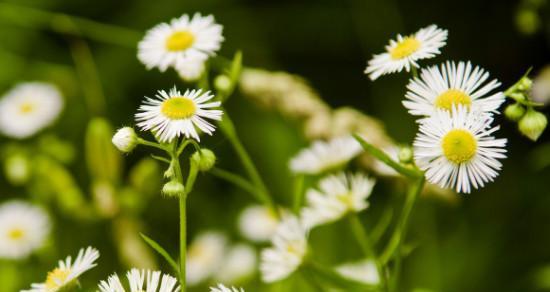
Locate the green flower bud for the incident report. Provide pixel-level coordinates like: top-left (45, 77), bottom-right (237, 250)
top-left (162, 180), bottom-right (185, 197)
top-left (191, 148), bottom-right (216, 172)
top-left (504, 103), bottom-right (526, 121)
top-left (112, 127), bottom-right (138, 153)
top-left (519, 109), bottom-right (548, 141)
top-left (4, 153), bottom-right (30, 185)
top-left (214, 75), bottom-right (232, 93)
top-left (518, 76), bottom-right (533, 91)
top-left (398, 146), bottom-right (413, 164)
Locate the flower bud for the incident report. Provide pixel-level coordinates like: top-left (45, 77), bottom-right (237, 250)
top-left (504, 103), bottom-right (526, 121)
top-left (519, 109), bottom-right (548, 141)
top-left (162, 180), bottom-right (185, 197)
top-left (517, 76), bottom-right (533, 91)
top-left (112, 127), bottom-right (138, 153)
top-left (4, 153), bottom-right (30, 185)
top-left (214, 75), bottom-right (232, 93)
top-left (398, 146), bottom-right (413, 164)
top-left (191, 148), bottom-right (216, 172)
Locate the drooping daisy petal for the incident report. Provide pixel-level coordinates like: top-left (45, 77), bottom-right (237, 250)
top-left (289, 136), bottom-right (363, 175)
top-left (365, 25), bottom-right (448, 80)
top-left (403, 61), bottom-right (505, 117)
top-left (23, 246), bottom-right (100, 292)
top-left (186, 231), bottom-right (227, 286)
top-left (413, 106), bottom-right (507, 193)
top-left (98, 268), bottom-right (180, 292)
top-left (210, 284), bottom-right (244, 292)
top-left (260, 216), bottom-right (308, 283)
top-left (138, 13), bottom-right (223, 72)
top-left (301, 172), bottom-right (376, 229)
top-left (135, 87), bottom-right (223, 143)
top-left (336, 259), bottom-right (380, 285)
top-left (0, 82), bottom-right (63, 139)
top-left (0, 200), bottom-right (50, 260)
top-left (238, 205), bottom-right (280, 243)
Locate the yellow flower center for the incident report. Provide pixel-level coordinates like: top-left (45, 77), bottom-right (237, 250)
top-left (166, 31), bottom-right (195, 51)
top-left (19, 102), bottom-right (35, 114)
top-left (45, 268), bottom-right (70, 290)
top-left (441, 129), bottom-right (477, 164)
top-left (336, 192), bottom-right (354, 208)
top-left (390, 37), bottom-right (420, 59)
top-left (435, 89), bottom-right (472, 111)
top-left (161, 97), bottom-right (196, 119)
top-left (7, 228), bottom-right (24, 240)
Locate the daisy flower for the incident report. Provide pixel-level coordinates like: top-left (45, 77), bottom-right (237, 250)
top-left (210, 284), bottom-right (244, 292)
top-left (403, 61), bottom-right (505, 117)
top-left (301, 172), bottom-right (376, 229)
top-left (260, 216), bottom-right (308, 283)
top-left (289, 136), bottom-right (363, 175)
top-left (0, 200), bottom-right (50, 260)
top-left (186, 231), bottom-right (227, 286)
top-left (0, 82), bottom-right (63, 139)
top-left (176, 58), bottom-right (206, 82)
top-left (336, 259), bottom-right (380, 285)
top-left (23, 246), bottom-right (100, 292)
top-left (238, 205), bottom-right (280, 243)
top-left (98, 268), bottom-right (179, 292)
top-left (215, 244), bottom-right (257, 284)
top-left (135, 87), bottom-right (223, 143)
top-left (138, 13), bottom-right (223, 72)
top-left (413, 106), bottom-right (507, 193)
top-left (365, 25), bottom-right (448, 80)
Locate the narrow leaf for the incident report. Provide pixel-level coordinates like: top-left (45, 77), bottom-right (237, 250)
top-left (140, 233), bottom-right (180, 276)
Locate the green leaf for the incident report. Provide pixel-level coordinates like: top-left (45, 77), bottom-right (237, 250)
top-left (140, 233), bottom-right (180, 277)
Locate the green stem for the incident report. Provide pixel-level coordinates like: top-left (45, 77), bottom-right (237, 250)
top-left (348, 214), bottom-right (388, 292)
top-left (411, 66), bottom-right (419, 78)
top-left (210, 168), bottom-right (259, 200)
top-left (137, 138), bottom-right (167, 152)
top-left (171, 153), bottom-right (186, 289)
top-left (292, 175), bottom-right (305, 213)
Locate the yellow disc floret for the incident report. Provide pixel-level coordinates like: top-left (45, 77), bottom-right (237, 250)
top-left (435, 89), bottom-right (472, 111)
top-left (441, 129), bottom-right (477, 164)
top-left (161, 97), bottom-right (196, 119)
top-left (19, 102), bottom-right (35, 114)
top-left (390, 37), bottom-right (421, 59)
top-left (165, 31), bottom-right (195, 51)
top-left (7, 228), bottom-right (24, 240)
top-left (45, 268), bottom-right (70, 290)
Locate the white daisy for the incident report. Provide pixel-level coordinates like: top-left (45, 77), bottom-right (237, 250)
top-left (135, 87), bottom-right (223, 143)
top-left (238, 205), bottom-right (280, 243)
top-left (0, 200), bottom-right (50, 259)
top-left (0, 82), bottom-right (63, 139)
top-left (186, 231), bottom-right (227, 286)
top-left (301, 172), bottom-right (376, 229)
top-left (289, 136), bottom-right (363, 175)
top-left (215, 244), bottom-right (257, 284)
top-left (365, 25), bottom-right (448, 80)
top-left (336, 259), bottom-right (380, 285)
top-left (210, 284), bottom-right (244, 292)
top-left (98, 268), bottom-right (180, 292)
top-left (413, 106), bottom-right (507, 193)
top-left (138, 13), bottom-right (223, 72)
top-left (403, 61), bottom-right (505, 117)
top-left (23, 246), bottom-right (100, 292)
top-left (260, 216), bottom-right (308, 283)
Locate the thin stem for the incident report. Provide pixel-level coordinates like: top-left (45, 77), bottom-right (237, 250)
top-left (292, 175), bottom-right (305, 213)
top-left (210, 168), bottom-right (259, 200)
top-left (348, 214), bottom-right (388, 292)
top-left (137, 138), bottom-right (167, 151)
top-left (171, 154), bottom-right (186, 289)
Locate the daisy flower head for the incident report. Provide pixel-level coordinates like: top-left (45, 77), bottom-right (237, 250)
top-left (210, 284), bottom-right (244, 292)
top-left (98, 268), bottom-right (179, 292)
top-left (23, 246), bottom-right (99, 292)
top-left (403, 61), bottom-right (505, 117)
top-left (260, 215), bottom-right (308, 283)
top-left (289, 135), bottom-right (363, 175)
top-left (0, 82), bottom-right (63, 139)
top-left (0, 200), bottom-right (50, 260)
top-left (176, 57), bottom-right (206, 82)
top-left (365, 24), bottom-right (448, 80)
top-left (136, 87), bottom-right (223, 143)
top-left (238, 205), bottom-right (280, 243)
top-left (301, 172), bottom-right (376, 229)
top-left (413, 106), bottom-right (507, 193)
top-left (186, 231), bottom-right (227, 286)
top-left (215, 244), bottom-right (257, 284)
top-left (138, 13), bottom-right (223, 72)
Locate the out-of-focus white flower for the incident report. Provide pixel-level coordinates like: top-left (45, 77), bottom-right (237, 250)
top-left (532, 65), bottom-right (550, 106)
top-left (98, 268), bottom-right (179, 292)
top-left (365, 25), bottom-right (447, 80)
top-left (176, 58), bottom-right (205, 82)
top-left (238, 205), bottom-right (280, 243)
top-left (210, 284), bottom-right (244, 292)
top-left (414, 106), bottom-right (507, 193)
top-left (186, 231), bottom-right (227, 286)
top-left (138, 13), bottom-right (223, 72)
top-left (0, 200), bottom-right (50, 259)
top-left (336, 259), bottom-right (380, 285)
top-left (301, 172), bottom-right (375, 229)
top-left (260, 216), bottom-right (307, 283)
top-left (136, 87), bottom-right (222, 142)
top-left (289, 136), bottom-right (363, 175)
top-left (23, 246), bottom-right (100, 292)
top-left (215, 243), bottom-right (257, 284)
top-left (403, 61), bottom-right (505, 117)
top-left (0, 82), bottom-right (63, 139)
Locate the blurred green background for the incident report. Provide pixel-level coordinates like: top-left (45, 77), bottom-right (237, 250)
top-left (0, 0), bottom-right (549, 291)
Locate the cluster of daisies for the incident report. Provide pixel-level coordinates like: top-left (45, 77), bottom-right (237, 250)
top-left (366, 24), bottom-right (508, 193)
